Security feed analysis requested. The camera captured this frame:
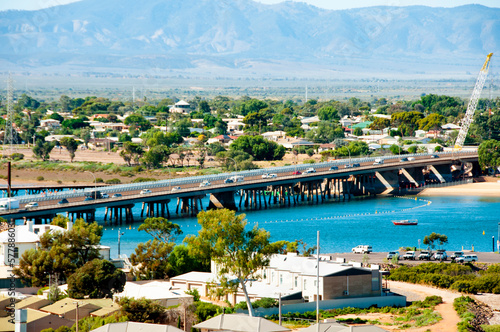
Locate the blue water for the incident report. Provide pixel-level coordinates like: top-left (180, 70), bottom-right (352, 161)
top-left (98, 195), bottom-right (500, 258)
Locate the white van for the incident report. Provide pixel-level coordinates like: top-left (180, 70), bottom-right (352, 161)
top-left (373, 158), bottom-right (384, 165)
top-left (352, 245), bottom-right (372, 254)
top-left (407, 157), bottom-right (415, 161)
top-left (230, 176), bottom-right (244, 182)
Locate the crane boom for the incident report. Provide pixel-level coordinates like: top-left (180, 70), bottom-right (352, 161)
top-left (454, 53), bottom-right (493, 150)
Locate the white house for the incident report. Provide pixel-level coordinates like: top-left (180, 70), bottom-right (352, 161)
top-left (0, 223), bottom-right (64, 266)
top-left (39, 119), bottom-right (61, 130)
top-left (169, 100), bottom-right (191, 114)
top-left (114, 281), bottom-right (193, 307)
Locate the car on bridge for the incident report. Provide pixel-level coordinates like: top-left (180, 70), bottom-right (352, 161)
top-left (140, 189), bottom-right (152, 195)
top-left (262, 173), bottom-right (277, 179)
top-left (84, 197), bottom-right (95, 201)
top-left (25, 202), bottom-right (38, 209)
top-left (101, 193), bottom-right (109, 198)
top-left (400, 157), bottom-right (409, 162)
top-left (199, 181), bottom-right (211, 187)
top-left (344, 164), bottom-right (353, 169)
top-left (303, 168), bottom-right (316, 174)
top-left (292, 171), bottom-right (302, 175)
top-left (329, 166), bottom-right (339, 171)
top-left (431, 154), bottom-right (440, 158)
top-left (112, 193), bottom-right (122, 198)
top-left (224, 178), bottom-right (234, 183)
top-left (171, 186), bottom-right (181, 191)
top-left (58, 198), bottom-right (69, 204)
top-left (353, 163), bottom-right (361, 167)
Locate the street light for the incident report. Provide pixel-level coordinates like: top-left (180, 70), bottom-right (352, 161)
top-left (85, 171), bottom-right (97, 198)
top-left (226, 157), bottom-right (237, 173)
top-left (345, 146), bottom-right (351, 166)
top-left (118, 229), bottom-right (125, 258)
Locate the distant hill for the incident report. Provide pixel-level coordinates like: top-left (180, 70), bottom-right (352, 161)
top-left (0, 0), bottom-right (498, 78)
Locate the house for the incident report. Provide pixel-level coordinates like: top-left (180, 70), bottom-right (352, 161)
top-left (39, 119), bottom-right (61, 130)
top-left (114, 281), bottom-right (193, 307)
top-left (207, 134), bottom-right (237, 145)
top-left (169, 100), bottom-right (191, 114)
top-left (16, 296), bottom-right (51, 310)
top-left (276, 138), bottom-right (316, 149)
top-left (261, 131), bottom-right (287, 142)
top-left (442, 123), bottom-right (461, 130)
top-left (40, 298), bottom-right (101, 320)
top-left (0, 308), bottom-right (73, 332)
top-left (171, 253), bottom-right (391, 307)
top-left (300, 116), bottom-right (320, 125)
top-left (90, 322), bottom-right (185, 332)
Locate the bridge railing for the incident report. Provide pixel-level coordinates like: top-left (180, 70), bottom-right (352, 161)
top-left (15, 150), bottom-right (477, 203)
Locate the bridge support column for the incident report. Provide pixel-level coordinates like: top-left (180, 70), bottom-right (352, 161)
top-left (208, 192), bottom-right (237, 211)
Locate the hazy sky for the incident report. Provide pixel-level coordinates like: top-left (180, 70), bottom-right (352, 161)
top-left (0, 0), bottom-right (499, 11)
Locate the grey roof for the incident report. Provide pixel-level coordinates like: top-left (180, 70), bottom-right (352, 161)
top-left (90, 322), bottom-right (185, 332)
top-left (193, 313), bottom-right (290, 332)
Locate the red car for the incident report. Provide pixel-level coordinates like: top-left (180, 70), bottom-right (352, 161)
top-left (292, 171), bottom-right (302, 175)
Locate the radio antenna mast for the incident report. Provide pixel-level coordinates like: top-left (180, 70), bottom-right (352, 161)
top-left (4, 73), bottom-right (17, 155)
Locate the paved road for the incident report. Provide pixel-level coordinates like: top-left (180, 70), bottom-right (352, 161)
top-left (325, 251), bottom-right (500, 265)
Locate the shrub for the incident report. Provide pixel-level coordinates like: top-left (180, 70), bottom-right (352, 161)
top-left (105, 178), bottom-right (121, 184)
top-left (36, 176), bottom-right (44, 181)
top-left (57, 180), bottom-right (62, 184)
top-left (10, 153), bottom-right (24, 161)
top-left (132, 177), bottom-right (158, 183)
top-left (95, 177), bottom-right (104, 183)
top-left (303, 159), bottom-right (315, 164)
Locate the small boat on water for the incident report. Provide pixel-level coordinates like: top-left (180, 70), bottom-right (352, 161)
top-left (392, 219), bottom-right (418, 226)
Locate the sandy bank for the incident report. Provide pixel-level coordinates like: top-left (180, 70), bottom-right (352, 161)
top-left (418, 182), bottom-right (500, 197)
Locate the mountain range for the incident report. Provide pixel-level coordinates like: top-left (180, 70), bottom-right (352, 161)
top-left (0, 0), bottom-right (498, 78)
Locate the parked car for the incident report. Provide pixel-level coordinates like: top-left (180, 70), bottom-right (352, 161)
top-left (101, 193), bottom-right (109, 198)
top-left (403, 251), bottom-right (416, 260)
top-left (292, 171), bottom-right (302, 175)
top-left (25, 202), bottom-right (38, 209)
top-left (387, 251), bottom-right (399, 260)
top-left (450, 251), bottom-right (464, 261)
top-left (262, 173), bottom-right (277, 179)
top-left (112, 193), bottom-right (122, 198)
top-left (418, 251), bottom-right (432, 260)
top-left (455, 254), bottom-right (478, 263)
top-left (400, 157), bottom-right (408, 162)
top-left (199, 181), bottom-right (211, 187)
top-left (303, 168), bottom-right (316, 174)
top-left (329, 166), bottom-right (339, 171)
top-left (58, 198), bottom-right (69, 204)
top-left (432, 250), bottom-right (448, 261)
top-left (224, 178), bottom-right (234, 184)
top-left (140, 189), bottom-right (152, 195)
top-left (171, 186), bottom-right (181, 191)
top-left (352, 245), bottom-right (372, 254)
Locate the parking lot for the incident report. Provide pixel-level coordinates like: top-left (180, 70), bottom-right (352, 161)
top-left (325, 251), bottom-right (500, 265)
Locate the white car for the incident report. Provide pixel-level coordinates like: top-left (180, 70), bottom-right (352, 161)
top-left (101, 193), bottom-right (109, 198)
top-left (303, 168), bottom-right (316, 174)
top-left (199, 181), bottom-right (211, 187)
top-left (262, 173), bottom-right (277, 179)
top-left (171, 186), bottom-right (181, 191)
top-left (352, 245), bottom-right (372, 254)
top-left (25, 202), bottom-right (39, 209)
top-left (456, 254), bottom-right (478, 263)
top-left (140, 189), bottom-right (152, 195)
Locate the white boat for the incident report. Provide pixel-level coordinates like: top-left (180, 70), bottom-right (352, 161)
top-left (392, 219), bottom-right (418, 226)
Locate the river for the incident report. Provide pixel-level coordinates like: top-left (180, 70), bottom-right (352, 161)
top-left (98, 194), bottom-right (500, 258)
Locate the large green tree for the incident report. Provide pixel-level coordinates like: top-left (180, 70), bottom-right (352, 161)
top-left (67, 259), bottom-right (125, 299)
top-left (14, 219), bottom-right (103, 286)
top-left (130, 217), bottom-right (182, 280)
top-left (32, 140), bottom-right (55, 161)
top-left (423, 232), bottom-right (448, 250)
top-left (478, 139), bottom-right (500, 171)
top-left (229, 135), bottom-right (285, 161)
top-left (60, 137), bottom-right (80, 162)
top-left (185, 209), bottom-right (279, 317)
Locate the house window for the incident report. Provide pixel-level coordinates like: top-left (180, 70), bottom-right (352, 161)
top-left (272, 272), bottom-right (275, 283)
top-left (303, 279), bottom-right (307, 290)
top-left (294, 276), bottom-right (298, 288)
top-left (280, 274), bottom-right (283, 285)
top-left (14, 247), bottom-right (19, 259)
top-left (372, 271), bottom-right (380, 291)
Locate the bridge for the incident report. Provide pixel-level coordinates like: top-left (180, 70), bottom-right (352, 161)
top-left (0, 151), bottom-right (478, 224)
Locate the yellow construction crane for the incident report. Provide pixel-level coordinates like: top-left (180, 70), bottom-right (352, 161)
top-left (454, 53), bottom-right (493, 150)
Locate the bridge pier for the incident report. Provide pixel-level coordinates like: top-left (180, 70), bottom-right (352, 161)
top-left (208, 191), bottom-right (237, 211)
top-left (65, 209), bottom-right (96, 223)
top-left (104, 204), bottom-right (135, 225)
top-left (175, 196), bottom-right (204, 216)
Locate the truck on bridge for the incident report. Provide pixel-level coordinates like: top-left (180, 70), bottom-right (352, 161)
top-left (0, 198), bottom-right (19, 210)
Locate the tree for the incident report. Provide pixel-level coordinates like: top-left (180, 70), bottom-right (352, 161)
top-left (130, 217), bottom-right (182, 280)
top-left (423, 232), bottom-right (448, 250)
top-left (353, 127), bottom-right (363, 136)
top-left (230, 135), bottom-right (285, 161)
top-left (60, 137), bottom-right (79, 162)
top-left (478, 139), bottom-right (500, 171)
top-left (67, 259), bottom-right (125, 299)
top-left (14, 219), bottom-right (103, 286)
top-left (369, 118), bottom-right (390, 130)
top-left (317, 106), bottom-right (339, 121)
top-left (305, 122), bottom-right (344, 143)
top-left (124, 113), bottom-right (153, 131)
top-left (119, 297), bottom-right (168, 324)
top-left (185, 209), bottom-right (279, 316)
top-left (391, 111), bottom-right (424, 136)
top-left (418, 113), bottom-right (445, 132)
top-left (33, 140), bottom-right (55, 161)
top-left (141, 145), bottom-right (170, 169)
top-left (120, 142), bottom-right (144, 166)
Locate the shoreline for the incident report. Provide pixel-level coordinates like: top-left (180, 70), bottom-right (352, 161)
top-left (418, 182), bottom-right (500, 197)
